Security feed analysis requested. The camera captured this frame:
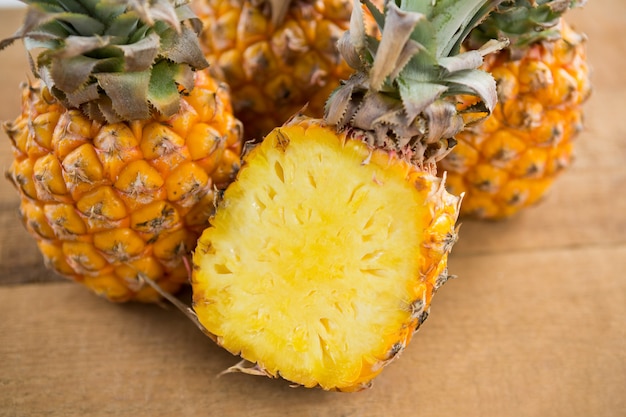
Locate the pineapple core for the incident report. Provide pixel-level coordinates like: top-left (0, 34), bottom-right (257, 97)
top-left (193, 123), bottom-right (443, 390)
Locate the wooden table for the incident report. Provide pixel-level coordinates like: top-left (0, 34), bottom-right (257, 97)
top-left (1, 3), bottom-right (624, 416)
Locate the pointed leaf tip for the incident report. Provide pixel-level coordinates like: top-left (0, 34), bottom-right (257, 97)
top-left (369, 1), bottom-right (424, 91)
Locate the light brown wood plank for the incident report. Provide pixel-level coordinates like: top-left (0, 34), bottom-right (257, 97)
top-left (452, 163), bottom-right (626, 257)
top-left (1, 244), bottom-right (624, 416)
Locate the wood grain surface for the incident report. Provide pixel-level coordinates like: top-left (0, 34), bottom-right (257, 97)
top-left (1, 2), bottom-right (625, 416)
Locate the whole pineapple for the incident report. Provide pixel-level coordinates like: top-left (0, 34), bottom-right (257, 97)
top-left (191, 0), bottom-right (380, 141)
top-left (2, 0), bottom-right (243, 302)
top-left (190, 0), bottom-right (503, 391)
top-left (438, 0), bottom-right (591, 219)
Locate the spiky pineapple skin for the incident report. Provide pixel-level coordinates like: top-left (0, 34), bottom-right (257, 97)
top-left (439, 20), bottom-right (591, 220)
top-left (192, 0), bottom-right (374, 142)
top-left (5, 69), bottom-right (243, 302)
top-left (192, 117), bottom-right (461, 391)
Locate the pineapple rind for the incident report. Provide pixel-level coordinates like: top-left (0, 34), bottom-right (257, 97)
top-left (192, 120), bottom-right (460, 390)
top-left (5, 70), bottom-right (243, 302)
top-left (192, 0), bottom-right (377, 141)
top-left (440, 20), bottom-right (590, 220)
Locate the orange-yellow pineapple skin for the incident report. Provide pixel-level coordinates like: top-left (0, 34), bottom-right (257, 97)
top-left (5, 70), bottom-right (243, 302)
top-left (439, 21), bottom-right (591, 220)
top-left (192, 0), bottom-right (376, 141)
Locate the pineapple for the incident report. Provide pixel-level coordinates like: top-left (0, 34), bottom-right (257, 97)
top-left (191, 0), bottom-right (381, 142)
top-left (438, 0), bottom-right (591, 219)
top-left (2, 0), bottom-right (243, 302)
top-left (189, 0), bottom-right (504, 391)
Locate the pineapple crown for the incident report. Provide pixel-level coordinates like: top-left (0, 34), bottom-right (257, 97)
top-left (468, 0), bottom-right (587, 50)
top-left (0, 0), bottom-right (208, 123)
top-left (325, 0), bottom-right (507, 166)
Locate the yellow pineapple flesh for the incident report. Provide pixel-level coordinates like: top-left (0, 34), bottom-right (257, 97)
top-left (440, 16), bottom-right (591, 220)
top-left (192, 119), bottom-right (460, 390)
top-left (192, 0), bottom-right (379, 141)
top-left (2, 1), bottom-right (243, 302)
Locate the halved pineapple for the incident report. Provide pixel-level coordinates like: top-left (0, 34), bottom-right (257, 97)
top-left (188, 0), bottom-right (502, 390)
top-left (192, 119), bottom-right (459, 390)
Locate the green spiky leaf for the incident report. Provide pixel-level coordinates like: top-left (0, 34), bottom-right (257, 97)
top-left (65, 83), bottom-right (100, 107)
top-left (49, 54), bottom-right (100, 92)
top-left (444, 69), bottom-right (498, 111)
top-left (95, 70), bottom-right (151, 121)
top-left (147, 60), bottom-right (186, 116)
top-left (105, 12), bottom-right (142, 39)
top-left (51, 12), bottom-right (106, 36)
top-left (113, 31), bottom-right (160, 71)
top-left (158, 24), bottom-right (207, 69)
top-left (398, 80), bottom-right (447, 122)
top-left (1, 0), bottom-right (209, 122)
top-left (468, 0), bottom-right (584, 49)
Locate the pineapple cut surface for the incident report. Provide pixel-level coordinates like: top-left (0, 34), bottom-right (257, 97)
top-left (192, 121), bottom-right (460, 390)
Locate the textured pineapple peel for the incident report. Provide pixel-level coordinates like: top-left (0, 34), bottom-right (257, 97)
top-left (189, 121), bottom-right (461, 391)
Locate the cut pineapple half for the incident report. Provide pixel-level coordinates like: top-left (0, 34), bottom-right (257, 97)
top-left (192, 121), bottom-right (460, 391)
